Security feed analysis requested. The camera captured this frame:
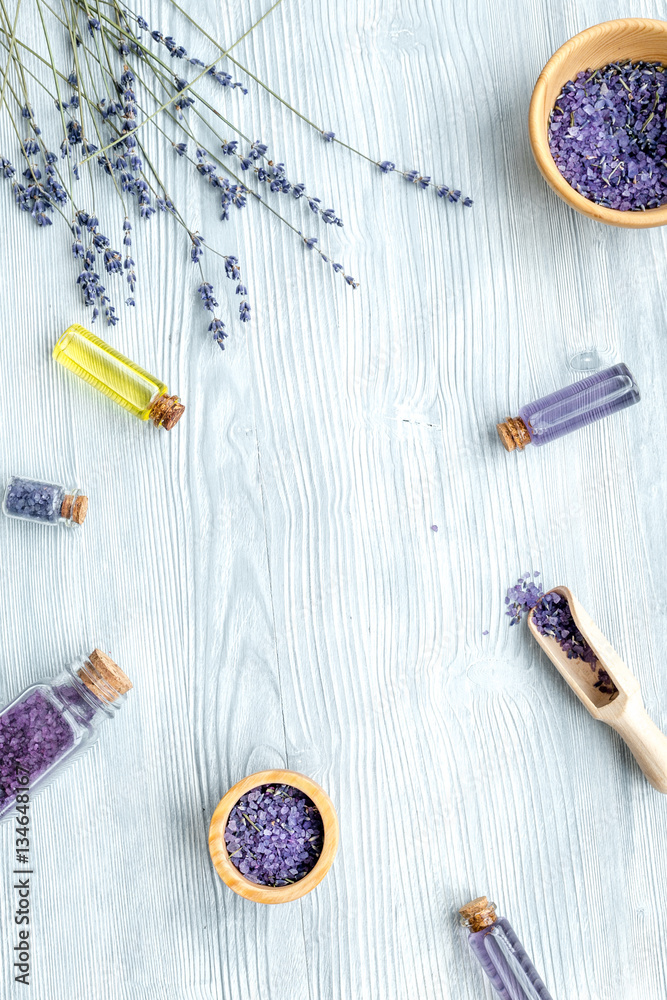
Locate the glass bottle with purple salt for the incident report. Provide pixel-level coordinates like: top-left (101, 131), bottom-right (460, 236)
top-left (460, 896), bottom-right (554, 1000)
top-left (0, 649), bottom-right (131, 819)
top-left (497, 363), bottom-right (640, 451)
top-left (3, 476), bottom-right (88, 526)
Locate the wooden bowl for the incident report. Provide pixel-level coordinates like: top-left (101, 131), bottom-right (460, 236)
top-left (529, 18), bottom-right (667, 227)
top-left (208, 769), bottom-right (339, 904)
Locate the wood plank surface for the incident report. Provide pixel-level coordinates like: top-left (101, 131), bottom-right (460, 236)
top-left (1, 0), bottom-right (667, 997)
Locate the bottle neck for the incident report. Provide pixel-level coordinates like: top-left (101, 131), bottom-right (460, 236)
top-left (76, 650), bottom-right (131, 703)
top-left (49, 668), bottom-right (114, 728)
top-left (49, 651), bottom-right (131, 726)
top-left (149, 393), bottom-right (185, 430)
top-left (60, 490), bottom-right (88, 525)
top-left (459, 896), bottom-right (498, 933)
top-left (497, 416), bottom-right (531, 452)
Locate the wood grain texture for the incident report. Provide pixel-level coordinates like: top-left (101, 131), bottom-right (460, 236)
top-left (0, 0), bottom-right (667, 998)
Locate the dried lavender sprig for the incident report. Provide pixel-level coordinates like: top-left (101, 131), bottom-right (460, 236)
top-left (33, 0), bottom-right (89, 195)
top-left (93, 63), bottom-right (156, 219)
top-left (74, 0), bottom-right (137, 200)
top-left (161, 0), bottom-right (473, 207)
top-left (1, 77), bottom-right (68, 227)
top-left (0, 0), bottom-right (22, 112)
top-left (223, 254), bottom-right (250, 322)
top-left (91, 6), bottom-right (345, 228)
top-left (142, 39), bottom-right (343, 226)
top-left (196, 279), bottom-right (226, 349)
top-left (102, 48), bottom-right (345, 312)
top-left (3, 14), bottom-right (136, 278)
top-left (73, 41), bottom-right (254, 328)
top-left (0, 15), bottom-right (234, 340)
top-left (189, 232), bottom-right (249, 333)
top-left (109, 0), bottom-right (281, 80)
top-left (120, 124), bottom-right (243, 332)
top-left (190, 143), bottom-right (248, 216)
top-left (131, 10), bottom-right (248, 93)
top-left (171, 117), bottom-right (357, 289)
top-left (122, 108), bottom-right (247, 332)
top-left (172, 122), bottom-right (355, 291)
top-left (61, 12), bottom-right (153, 227)
top-left (0, 144), bottom-right (54, 227)
top-left (90, 17), bottom-right (167, 220)
top-left (89, 46), bottom-right (254, 324)
top-left (59, 0), bottom-right (109, 196)
top-left (0, 0), bottom-right (354, 347)
top-left (378, 160), bottom-right (473, 206)
top-left (122, 216), bottom-right (134, 304)
top-left (178, 148), bottom-right (250, 324)
top-left (1, 28), bottom-right (109, 300)
top-left (218, 138), bottom-right (343, 227)
top-left (299, 232), bottom-right (358, 287)
top-left (74, 209), bottom-right (122, 323)
top-left (208, 144), bottom-right (359, 290)
top-left (2, 19), bottom-right (147, 319)
top-left (75, 0), bottom-right (284, 165)
top-left (13, 1), bottom-right (147, 234)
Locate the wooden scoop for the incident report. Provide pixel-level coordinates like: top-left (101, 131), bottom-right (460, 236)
top-left (528, 586), bottom-right (667, 793)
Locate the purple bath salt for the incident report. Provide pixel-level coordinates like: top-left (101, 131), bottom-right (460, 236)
top-left (0, 690), bottom-right (74, 810)
top-left (225, 783), bottom-right (324, 886)
top-left (4, 477), bottom-right (64, 523)
top-left (549, 61), bottom-right (667, 211)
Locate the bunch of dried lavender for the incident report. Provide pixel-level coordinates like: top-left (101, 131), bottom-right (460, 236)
top-left (0, 0), bottom-right (472, 348)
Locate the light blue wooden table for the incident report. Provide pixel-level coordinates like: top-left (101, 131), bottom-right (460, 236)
top-left (1, 0), bottom-right (666, 997)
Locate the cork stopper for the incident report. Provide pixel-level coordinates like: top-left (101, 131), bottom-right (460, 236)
top-left (149, 393), bottom-right (185, 430)
top-left (459, 896), bottom-right (498, 933)
top-left (78, 648), bottom-right (132, 703)
top-left (496, 416), bottom-right (531, 452)
top-left (61, 494), bottom-right (88, 524)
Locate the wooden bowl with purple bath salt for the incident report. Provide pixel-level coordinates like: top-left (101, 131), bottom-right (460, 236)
top-left (529, 18), bottom-right (667, 227)
top-left (208, 769), bottom-right (339, 903)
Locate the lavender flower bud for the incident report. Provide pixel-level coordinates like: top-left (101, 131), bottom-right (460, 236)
top-left (209, 317), bottom-right (227, 348)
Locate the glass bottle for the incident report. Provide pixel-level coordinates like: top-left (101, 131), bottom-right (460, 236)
top-left (0, 649), bottom-right (131, 819)
top-left (53, 324), bottom-right (185, 430)
top-left (460, 897), bottom-right (554, 1000)
top-left (497, 363), bottom-right (640, 451)
top-left (3, 475), bottom-right (88, 526)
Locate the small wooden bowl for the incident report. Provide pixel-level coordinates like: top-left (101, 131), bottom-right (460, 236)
top-left (529, 18), bottom-right (667, 227)
top-left (208, 769), bottom-right (339, 904)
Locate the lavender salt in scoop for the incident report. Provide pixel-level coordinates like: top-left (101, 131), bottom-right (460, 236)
top-left (0, 649), bottom-right (131, 819)
top-left (224, 783), bottom-right (324, 886)
top-left (3, 476), bottom-right (88, 526)
top-left (506, 574), bottom-right (616, 695)
top-left (549, 61), bottom-right (667, 210)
